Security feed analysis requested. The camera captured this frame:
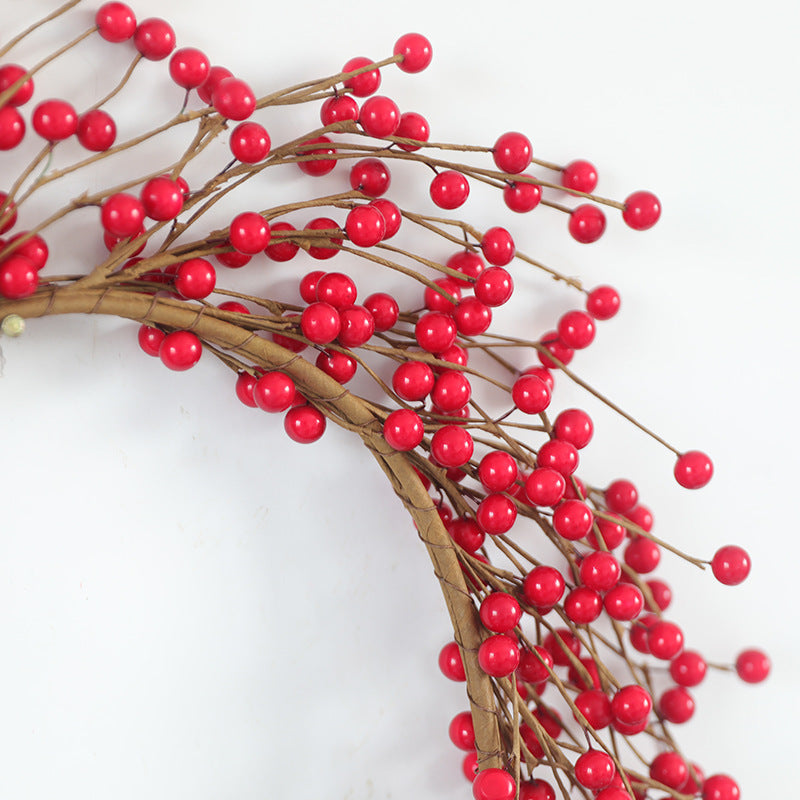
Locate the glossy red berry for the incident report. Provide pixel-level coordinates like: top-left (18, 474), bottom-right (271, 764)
top-left (462, 752), bottom-right (479, 782)
top-left (623, 191), bottom-right (661, 230)
top-left (159, 330), bottom-right (202, 371)
top-left (271, 315), bottom-right (306, 354)
top-left (586, 285), bottom-right (621, 320)
top-left (479, 593), bottom-right (521, 633)
top-left (627, 504), bottom-right (654, 533)
top-left (141, 176), bottom-right (183, 221)
top-left (537, 331), bottom-right (574, 369)
top-left (284, 404), bottom-right (326, 443)
top-left (453, 297), bottom-right (491, 335)
top-left (95, 3), bottom-right (137, 42)
top-left (338, 305), bottom-right (374, 347)
top-left (137, 325), bottom-right (165, 357)
top-left (301, 302), bottom-right (341, 344)
top-left (472, 267), bottom-right (512, 307)
top-left (216, 249), bottom-right (250, 269)
top-left (472, 768), bottom-right (516, 800)
top-left (430, 170), bottom-right (470, 209)
top-left (481, 227), bottom-right (515, 266)
top-left (101, 193), bottom-right (145, 237)
top-left (448, 711), bottom-right (475, 750)
top-left (503, 176), bottom-right (541, 213)
top-left (0, 64), bottom-right (33, 107)
top-left (561, 159), bottom-right (598, 193)
top-left (345, 205), bottom-right (385, 247)
top-left (133, 18), bottom-right (175, 61)
top-left (213, 77), bottom-right (256, 121)
top-left (32, 99), bottom-right (77, 141)
top-left (605, 479), bottom-right (638, 513)
top-left (553, 499), bottom-right (592, 540)
top-left (659, 686), bottom-right (695, 724)
top-left (75, 109), bottom-right (116, 151)
top-left (394, 110), bottom-right (430, 151)
top-left (624, 538), bottom-right (661, 574)
top-left (587, 515), bottom-right (627, 550)
top-left (537, 439), bottom-right (578, 476)
top-left (430, 425), bottom-right (473, 468)
top-left (674, 450), bottom-right (713, 489)
top-left (392, 361), bottom-right (435, 401)
top-left (342, 56), bottom-right (381, 97)
top-left (649, 752), bottom-right (688, 791)
top-left (711, 545), bottom-right (751, 585)
top-left (517, 645), bottom-right (553, 683)
top-left (647, 620), bottom-right (684, 660)
top-left (557, 310), bottom-right (595, 349)
top-left (316, 272), bottom-right (356, 308)
top-left (253, 372), bottom-right (296, 413)
top-left (446, 251), bottom-right (485, 286)
top-left (579, 551), bottom-right (621, 592)
top-left (0, 255), bottom-right (37, 299)
top-left (438, 641), bottom-right (466, 681)
top-left (702, 774), bottom-right (740, 800)
top-left (306, 217), bottom-right (342, 259)
top-left (431, 369), bottom-right (471, 413)
top-left (424, 277), bottom-right (461, 312)
top-left (217, 301), bottom-right (249, 314)
top-left (604, 583), bottom-right (644, 621)
top-left (525, 468), bottom-right (566, 507)
top-left (493, 132), bottom-right (532, 174)
top-left (315, 349), bottom-right (357, 383)
top-left (5, 232), bottom-right (48, 270)
top-left (436, 343), bottom-right (468, 370)
top-left (0, 106), bottom-right (25, 150)
top-left (359, 95), bottom-right (400, 138)
top-left (735, 648), bottom-right (770, 683)
top-left (612, 685), bottom-right (652, 725)
top-left (416, 311), bottom-right (457, 353)
top-left (478, 634), bottom-right (520, 677)
top-left (519, 779), bottom-right (556, 800)
top-left (478, 451), bottom-right (518, 493)
top-left (197, 66), bottom-right (233, 105)
top-left (476, 494), bottom-right (517, 535)
top-left (169, 47), bottom-right (210, 89)
top-left (552, 409), bottom-right (593, 450)
top-left (383, 408), bottom-right (424, 451)
top-left (229, 122), bottom-right (270, 163)
top-left (645, 578), bottom-right (671, 611)
top-left (349, 158), bottom-right (390, 196)
top-left (265, 221), bottom-right (299, 262)
top-left (522, 566), bottom-right (565, 610)
top-left (565, 587), bottom-right (603, 624)
top-left (574, 689), bottom-right (613, 730)
top-left (393, 33), bottom-right (432, 73)
top-left (575, 750), bottom-right (615, 790)
top-left (320, 94), bottom-right (359, 126)
top-left (448, 517), bottom-right (484, 553)
top-left (368, 199), bottom-right (400, 239)
top-left (511, 374), bottom-right (551, 414)
top-left (569, 204), bottom-right (606, 243)
top-left (228, 211), bottom-right (270, 254)
top-left (174, 258), bottom-right (216, 300)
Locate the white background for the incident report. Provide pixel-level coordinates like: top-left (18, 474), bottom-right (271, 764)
top-left (1, 1), bottom-right (797, 798)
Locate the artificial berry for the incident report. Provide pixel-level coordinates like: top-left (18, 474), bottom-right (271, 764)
top-left (647, 620), bottom-right (684, 660)
top-left (587, 515), bottom-right (627, 550)
top-left (95, 2), bottom-right (136, 42)
top-left (478, 634), bottom-right (520, 677)
top-left (213, 77), bottom-right (256, 121)
top-left (493, 132), bottom-right (532, 174)
top-left (316, 272), bottom-right (356, 308)
top-left (645, 578), bottom-right (671, 611)
top-left (683, 764), bottom-right (706, 795)
top-left (0, 106), bottom-right (25, 150)
top-left (75, 109), bottom-right (116, 151)
top-left (5, 232), bottom-right (48, 271)
top-left (197, 66), bottom-right (233, 105)
top-left (217, 301), bottom-right (249, 314)
top-left (431, 369), bottom-right (471, 412)
top-left (0, 255), bottom-right (37, 299)
top-left (553, 500), bottom-right (593, 540)
top-left (474, 267), bottom-right (513, 307)
top-left (141, 176), bottom-right (183, 221)
top-left (553, 409), bottom-right (593, 449)
top-left (137, 325), bottom-right (165, 357)
top-left (659, 686), bottom-right (695, 723)
top-left (569, 204), bottom-right (606, 243)
top-left (430, 170), bottom-right (470, 209)
top-left (368, 199), bottom-right (401, 238)
top-left (481, 227), bottom-right (515, 266)
top-left (478, 451), bottom-right (518, 493)
top-left (393, 33), bottom-right (433, 73)
top-left (537, 331), bottom-right (574, 368)
top-left (462, 751), bottom-right (479, 782)
top-left (522, 565), bottom-right (564, 610)
top-left (305, 217), bottom-right (342, 259)
top-left (574, 689), bottom-right (613, 730)
top-left (524, 468), bottom-right (566, 507)
top-left (133, 18), bottom-right (175, 61)
top-left (216, 249), bottom-right (250, 269)
top-left (594, 789), bottom-right (633, 800)
top-left (103, 227), bottom-right (145, 254)
top-left (447, 251), bottom-right (485, 285)
top-left (574, 750), bottom-right (615, 790)
top-left (735, 648), bottom-right (770, 683)
top-left (453, 297), bottom-right (491, 335)
top-left (159, 330), bottom-right (201, 371)
top-left (338, 305), bottom-right (374, 347)
top-left (301, 302), bottom-right (341, 344)
top-left (448, 517), bottom-right (485, 553)
top-left (568, 656), bottom-right (601, 690)
top-left (253, 372), bottom-right (296, 413)
top-left (101, 193), bottom-right (145, 237)
top-left (565, 587), bottom-right (603, 624)
top-left (537, 439), bottom-right (578, 476)
top-left (438, 641), bottom-right (466, 681)
top-left (425, 277), bottom-right (461, 312)
top-left (503, 176), bottom-right (541, 213)
top-left (517, 645), bottom-right (553, 683)
top-left (557, 310), bottom-right (595, 349)
top-left (630, 615), bottom-right (657, 654)
top-left (561, 159), bottom-right (598, 193)
top-left (271, 315), bottom-right (307, 353)
top-left (284, 404), bottom-right (326, 443)
top-left (674, 450), bottom-right (713, 488)
top-left (234, 372), bottom-right (257, 407)
top-left (604, 584), bottom-right (644, 621)
top-left (711, 545), bottom-right (751, 585)
top-left (0, 64), bottom-right (34, 106)
top-left (320, 94), bottom-right (359, 126)
top-left (229, 212), bottom-right (270, 254)
top-left (349, 158), bottom-right (390, 196)
top-left (611, 685), bottom-right (652, 725)
top-left (359, 95), bottom-right (400, 138)
top-left (476, 494), bottom-right (517, 535)
top-left (586, 285), bottom-right (621, 320)
top-left (394, 110), bottom-right (430, 151)
top-left (622, 191), bottom-right (661, 230)
top-left (32, 99), bottom-right (77, 141)
top-left (649, 752), bottom-right (688, 791)
top-left (563, 476), bottom-right (587, 501)
top-left (393, 361), bottom-right (435, 401)
top-left (624, 538), bottom-right (660, 574)
top-left (229, 122), bottom-right (270, 163)
top-left (519, 779), bottom-right (555, 800)
top-left (436, 343), bottom-right (468, 370)
top-left (383, 408), bottom-right (424, 451)
top-left (315, 349), bottom-right (357, 383)
top-left (479, 593), bottom-right (521, 633)
top-left (430, 425), bottom-right (473, 468)
top-left (342, 56), bottom-right (381, 97)
top-left (416, 311), bottom-right (457, 353)
top-left (169, 47), bottom-right (210, 89)
top-left (472, 768), bottom-right (516, 800)
top-left (448, 711), bottom-right (475, 750)
top-left (702, 774), bottom-right (740, 800)
top-left (627, 504), bottom-right (654, 532)
top-left (174, 258), bottom-right (216, 299)
top-left (265, 221), bottom-right (299, 261)
top-left (579, 551), bottom-right (621, 591)
top-left (511, 374), bottom-right (551, 414)
top-left (603, 479), bottom-right (637, 513)
top-left (543, 628), bottom-right (580, 666)
top-left (345, 205), bottom-right (385, 247)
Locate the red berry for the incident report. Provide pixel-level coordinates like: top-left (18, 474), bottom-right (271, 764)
top-left (424, 277), bottom-right (461, 312)
top-left (95, 3), bottom-right (137, 42)
top-left (472, 768), bottom-right (516, 800)
top-left (623, 191), bottom-right (661, 230)
top-left (605, 479), bottom-right (638, 512)
top-left (448, 711), bottom-right (475, 750)
top-left (603, 583), bottom-right (643, 621)
top-left (383, 408), bottom-right (424, 451)
top-left (647, 620), bottom-right (684, 660)
top-left (430, 170), bottom-right (470, 209)
top-left (76, 109), bottom-right (116, 151)
top-left (453, 297), bottom-right (491, 335)
top-left (611, 685), bottom-right (652, 725)
top-left (393, 33), bottom-right (433, 73)
top-left (503, 176), bottom-right (541, 213)
top-left (476, 494), bottom-right (517, 535)
top-left (624, 538), bottom-right (661, 574)
top-left (394, 110), bottom-right (430, 151)
top-left (392, 361), bottom-right (435, 401)
top-left (320, 94), bottom-right (359, 126)
top-left (735, 648), bottom-right (770, 683)
top-left (0, 255), bottom-right (37, 299)
top-left (0, 64), bottom-right (34, 106)
top-left (0, 106), bottom-right (25, 150)
top-left (569, 204), bottom-right (606, 243)
top-left (169, 47), bottom-right (210, 89)
top-left (674, 450), bottom-right (713, 489)
top-left (557, 310), bottom-right (596, 349)
top-left (359, 95), bottom-right (400, 138)
top-left (524, 468), bottom-right (566, 507)
top-left (141, 176), bottom-right (183, 221)
top-left (32, 99), bottom-right (77, 141)
top-left (447, 251), bottom-right (485, 286)
top-left (684, 764), bottom-right (706, 795)
top-left (229, 212), bottom-right (270, 254)
top-left (217, 301), bottom-right (249, 314)
top-left (479, 593), bottom-right (521, 633)
top-left (462, 752), bottom-right (479, 782)
top-left (587, 514), bottom-right (627, 550)
top-left (511, 374), bottom-right (551, 414)
top-left (301, 302), bottom-right (341, 344)
top-left (574, 750), bottom-right (615, 790)
top-left (659, 686), bottom-right (695, 724)
top-left (342, 56), bottom-right (381, 97)
top-left (481, 227), bottom-right (515, 266)
top-left (103, 227), bottom-right (145, 254)
top-left (711, 545), bottom-right (750, 585)
top-left (174, 258), bottom-right (216, 299)
top-left (316, 272), bottom-right (356, 308)
top-left (159, 330), bottom-right (202, 371)
top-left (101, 193), bottom-right (145, 237)
top-left (284, 404), bottom-right (326, 443)
top-left (253, 372), bottom-right (296, 412)
top-left (337, 305), bottom-right (374, 347)
top-left (299, 271), bottom-right (323, 303)
top-left (435, 343), bottom-right (468, 370)
top-left (627, 504), bottom-right (654, 532)
top-left (368, 199), bottom-right (400, 239)
top-left (537, 331), bottom-right (574, 368)
top-left (522, 565), bottom-right (564, 609)
top-left (586, 285), bottom-right (621, 320)
top-left (478, 633), bottom-right (520, 677)
top-left (306, 217), bottom-right (342, 259)
top-left (553, 408), bottom-right (593, 449)
top-left (478, 451), bottom-right (518, 493)
top-left (415, 311), bottom-right (456, 353)
top-left (630, 614), bottom-right (657, 654)
top-left (649, 752), bottom-right (688, 791)
top-left (561, 160), bottom-right (598, 193)
top-left (216, 249), bottom-right (250, 269)
top-left (137, 325), bottom-right (164, 357)
top-left (565, 587), bottom-right (602, 624)
top-left (349, 158), bottom-right (390, 196)
top-left (133, 18), bottom-right (175, 61)
top-left (6, 232), bottom-right (48, 270)
top-left (197, 66), bottom-right (233, 105)
top-left (271, 314), bottom-right (306, 354)
top-left (574, 689), bottom-right (613, 730)
top-left (265, 221), bottom-right (299, 262)
top-left (493, 132), bottom-right (532, 174)
top-left (517, 645), bottom-right (553, 683)
top-left (448, 517), bottom-right (484, 553)
top-left (345, 205), bottom-right (385, 247)
top-left (438, 641), bottom-right (466, 681)
top-left (431, 369), bottom-right (471, 413)
top-left (579, 551), bottom-right (621, 592)
top-left (430, 425), bottom-right (473, 468)
top-left (315, 349), bottom-right (357, 383)
top-left (702, 774), bottom-right (740, 800)
top-left (537, 439), bottom-right (578, 476)
top-left (229, 122), bottom-right (270, 163)
top-left (519, 779), bottom-right (555, 800)
top-left (213, 77), bottom-right (256, 121)
top-left (645, 578), bottom-right (671, 611)
top-left (474, 267), bottom-right (513, 307)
